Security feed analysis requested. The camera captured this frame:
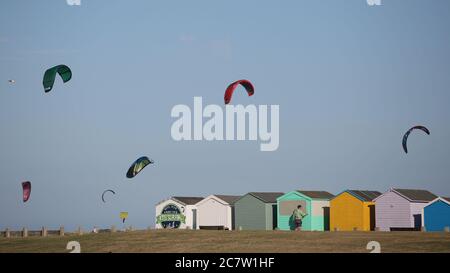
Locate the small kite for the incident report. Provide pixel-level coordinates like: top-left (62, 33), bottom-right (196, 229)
top-left (22, 181), bottom-right (31, 202)
top-left (120, 212), bottom-right (128, 223)
top-left (126, 156), bottom-right (153, 178)
top-left (101, 190), bottom-right (116, 203)
top-left (402, 125), bottom-right (430, 153)
top-left (224, 79), bottom-right (254, 104)
top-left (43, 65), bottom-right (72, 93)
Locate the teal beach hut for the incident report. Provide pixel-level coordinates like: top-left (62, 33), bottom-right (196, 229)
top-left (277, 190), bottom-right (334, 231)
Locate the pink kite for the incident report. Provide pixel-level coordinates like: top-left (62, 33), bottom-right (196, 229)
top-left (22, 181), bottom-right (31, 202)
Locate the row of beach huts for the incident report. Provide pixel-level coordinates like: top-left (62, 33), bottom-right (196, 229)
top-left (155, 188), bottom-right (450, 232)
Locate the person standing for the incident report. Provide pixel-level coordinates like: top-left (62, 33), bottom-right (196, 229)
top-left (293, 205), bottom-right (307, 231)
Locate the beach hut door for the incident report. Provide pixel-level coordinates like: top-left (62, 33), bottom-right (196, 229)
top-left (413, 214), bottom-right (422, 230)
top-left (369, 205), bottom-right (376, 231)
top-left (192, 209), bottom-right (197, 230)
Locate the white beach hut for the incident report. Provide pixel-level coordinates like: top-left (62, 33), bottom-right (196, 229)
top-left (195, 195), bottom-right (241, 230)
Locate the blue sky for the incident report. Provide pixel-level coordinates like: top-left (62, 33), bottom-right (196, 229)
top-left (0, 0), bottom-right (449, 230)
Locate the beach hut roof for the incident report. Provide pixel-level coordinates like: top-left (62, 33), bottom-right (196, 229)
top-left (392, 189), bottom-right (437, 202)
top-left (172, 196), bottom-right (204, 205)
top-left (424, 197), bottom-right (450, 207)
top-left (345, 190), bottom-right (382, 202)
top-left (247, 192), bottom-right (284, 203)
top-left (297, 190), bottom-right (335, 200)
top-left (214, 195), bottom-right (242, 205)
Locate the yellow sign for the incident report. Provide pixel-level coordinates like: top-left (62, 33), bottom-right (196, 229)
top-left (120, 212), bottom-right (128, 220)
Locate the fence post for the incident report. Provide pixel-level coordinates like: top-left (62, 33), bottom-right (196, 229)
top-left (22, 228), bottom-right (28, 238)
top-left (41, 227), bottom-right (47, 237)
top-left (111, 225), bottom-right (116, 233)
top-left (5, 228), bottom-right (10, 238)
top-left (59, 226), bottom-right (65, 236)
top-left (77, 226), bottom-right (83, 235)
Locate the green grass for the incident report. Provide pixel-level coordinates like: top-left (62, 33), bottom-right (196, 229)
top-left (0, 230), bottom-right (449, 253)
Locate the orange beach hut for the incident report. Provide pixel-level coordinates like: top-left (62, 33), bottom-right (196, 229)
top-left (330, 190), bottom-right (381, 231)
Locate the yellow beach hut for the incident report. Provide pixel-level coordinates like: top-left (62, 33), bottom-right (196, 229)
top-left (330, 190), bottom-right (381, 231)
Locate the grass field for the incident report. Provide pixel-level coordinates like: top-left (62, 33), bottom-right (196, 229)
top-left (0, 230), bottom-right (449, 253)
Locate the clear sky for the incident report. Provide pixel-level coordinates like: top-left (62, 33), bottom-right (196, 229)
top-left (0, 0), bottom-right (449, 230)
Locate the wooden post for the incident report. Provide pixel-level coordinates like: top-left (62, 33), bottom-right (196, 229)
top-left (41, 227), bottom-right (47, 237)
top-left (5, 228), bottom-right (10, 238)
top-left (22, 228), bottom-right (28, 238)
top-left (111, 225), bottom-right (116, 233)
top-left (77, 226), bottom-right (83, 235)
top-left (59, 226), bottom-right (65, 236)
